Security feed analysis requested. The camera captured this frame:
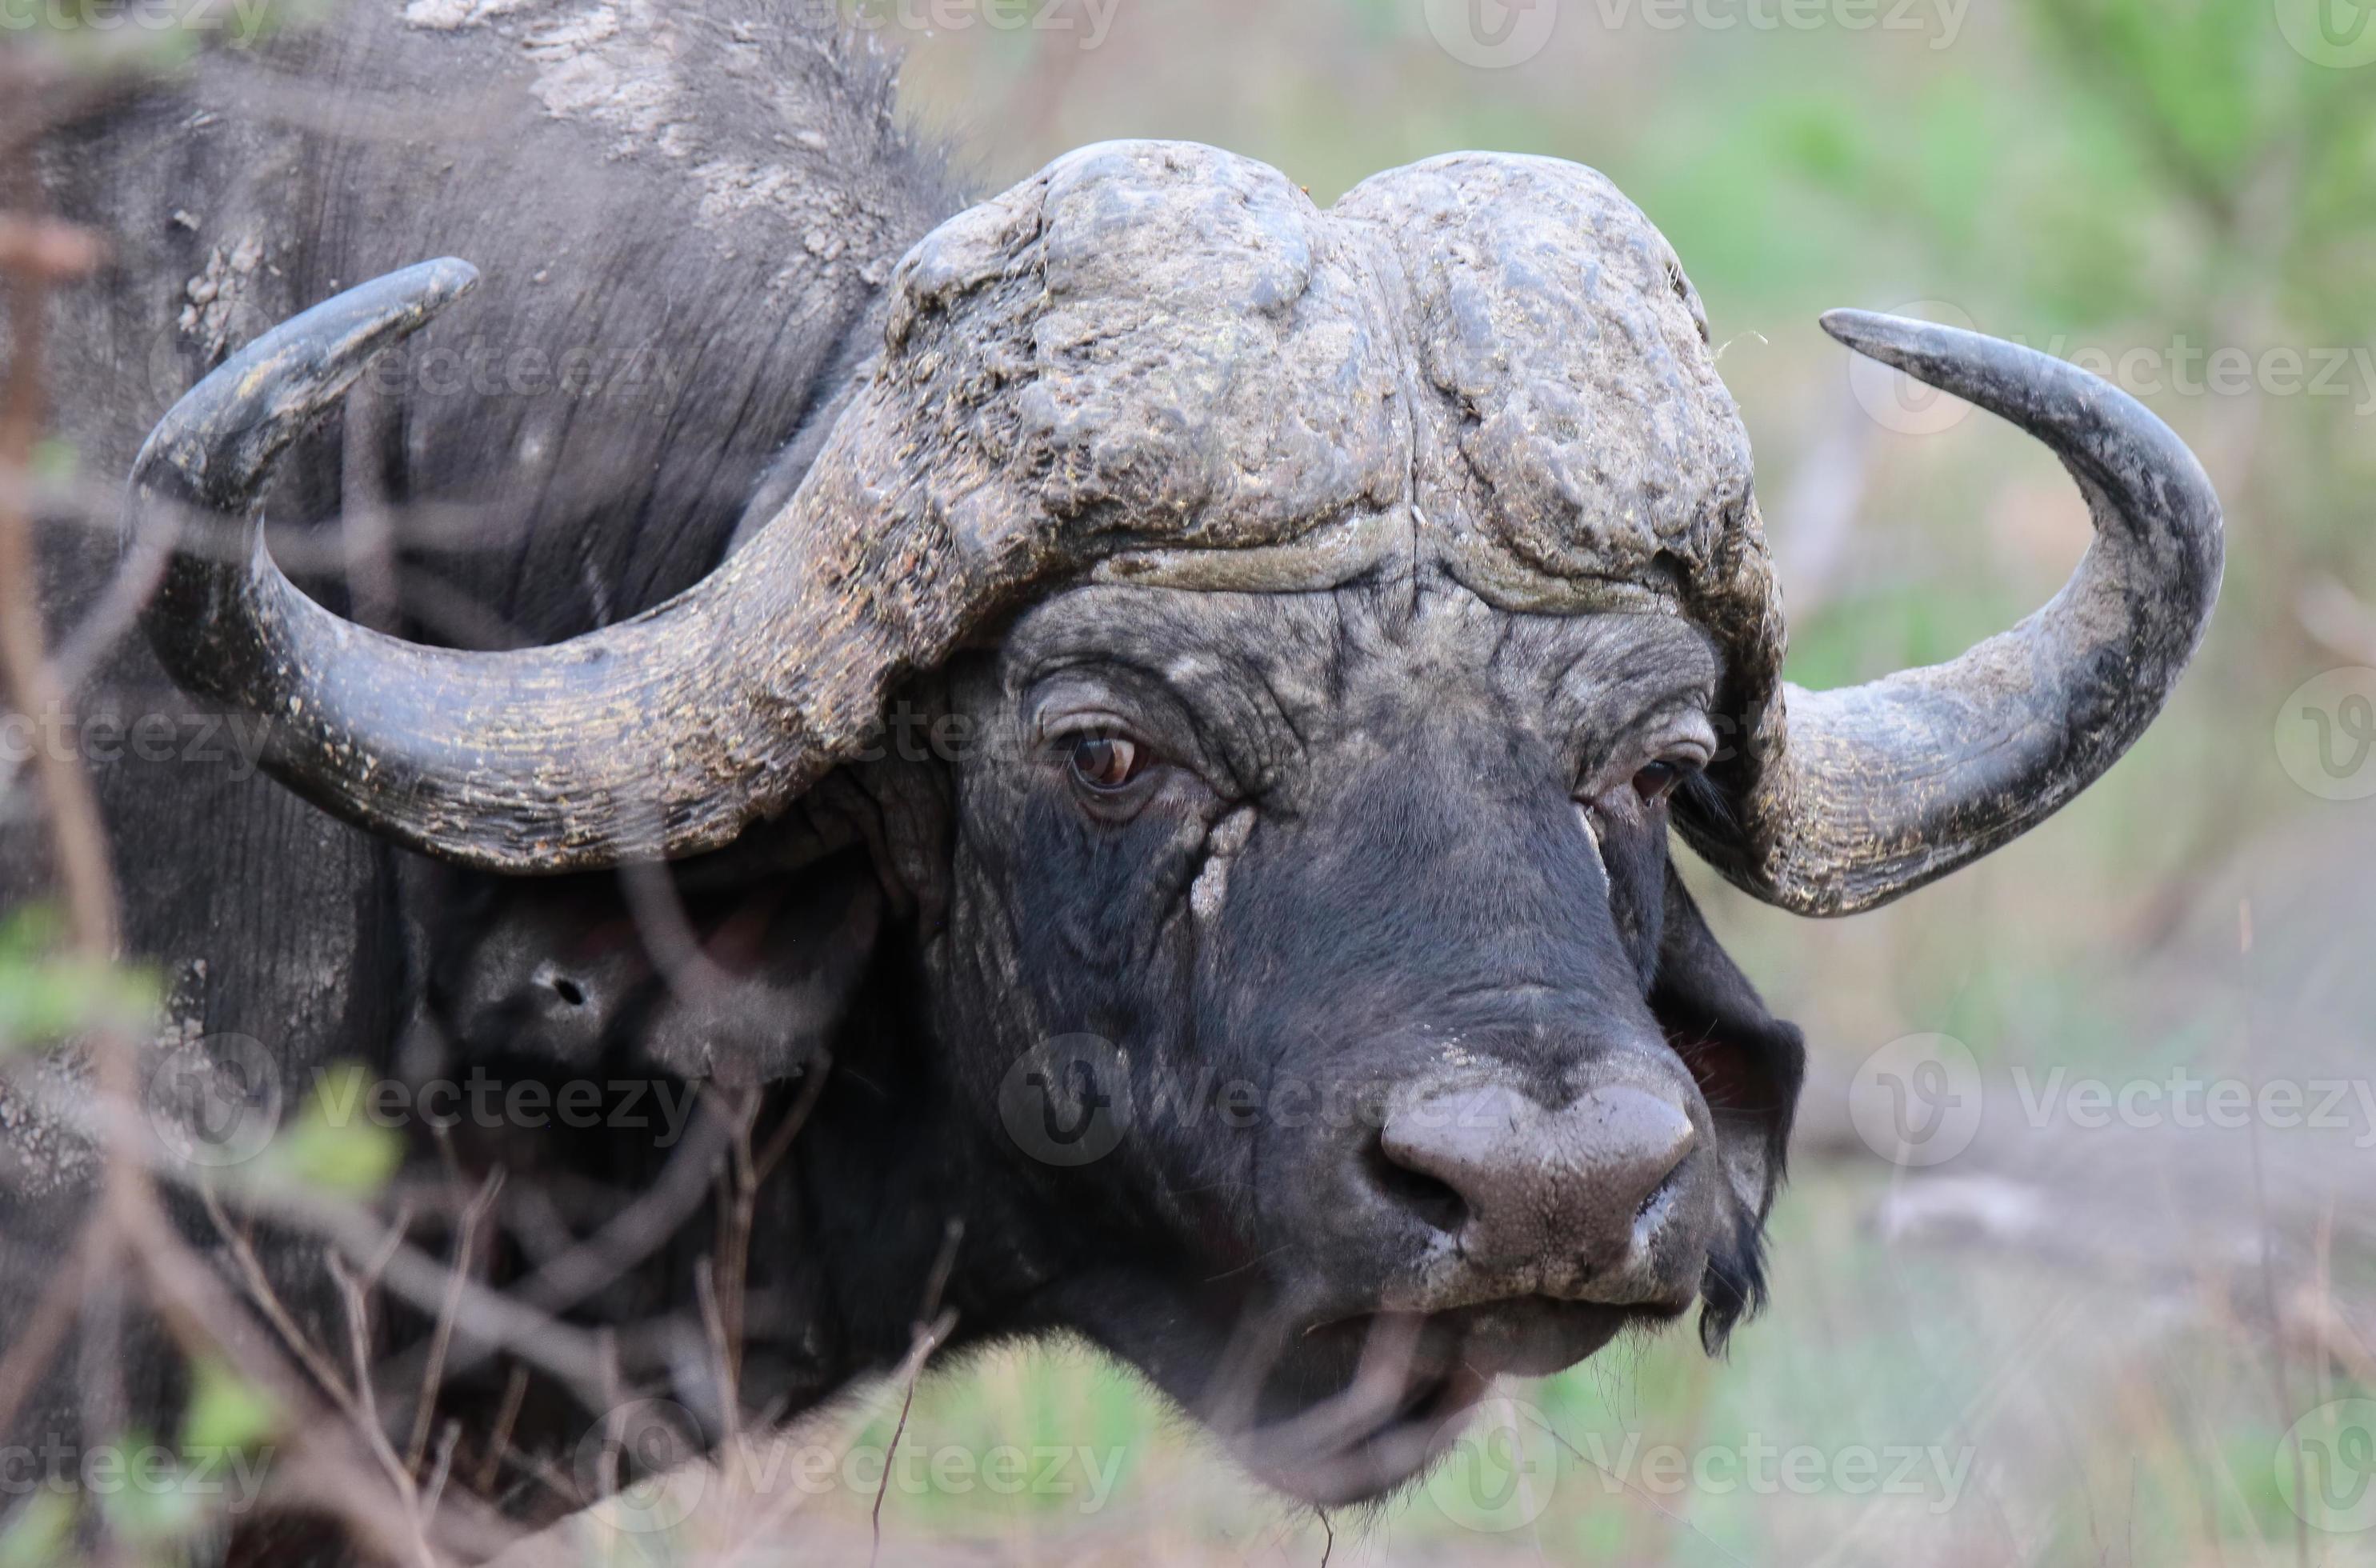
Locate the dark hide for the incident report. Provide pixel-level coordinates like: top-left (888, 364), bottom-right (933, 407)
top-left (5, 2), bottom-right (950, 1546)
top-left (4, 4), bottom-right (1814, 1551)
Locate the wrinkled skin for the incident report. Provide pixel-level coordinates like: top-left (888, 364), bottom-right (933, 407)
top-left (917, 581), bottom-right (1802, 1500)
top-left (429, 574), bottom-right (1805, 1510)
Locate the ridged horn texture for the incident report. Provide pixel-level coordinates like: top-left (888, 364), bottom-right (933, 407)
top-left (130, 258), bottom-right (974, 874)
top-left (130, 148), bottom-right (2223, 907)
top-left (1679, 310), bottom-right (2225, 916)
top-left (130, 143), bottom-right (1429, 876)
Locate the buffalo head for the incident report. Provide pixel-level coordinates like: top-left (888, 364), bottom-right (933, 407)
top-left (126, 142), bottom-right (2220, 1502)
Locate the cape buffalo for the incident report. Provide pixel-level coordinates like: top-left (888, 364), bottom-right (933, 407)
top-left (5, 0), bottom-right (2220, 1549)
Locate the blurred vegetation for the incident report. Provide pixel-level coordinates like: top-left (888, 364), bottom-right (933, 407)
top-left (0, 906), bottom-right (154, 1051)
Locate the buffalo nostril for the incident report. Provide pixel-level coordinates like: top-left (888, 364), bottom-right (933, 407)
top-left (1375, 1082), bottom-right (1531, 1242)
top-left (530, 961), bottom-right (588, 1009)
top-left (1363, 1135), bottom-right (1470, 1234)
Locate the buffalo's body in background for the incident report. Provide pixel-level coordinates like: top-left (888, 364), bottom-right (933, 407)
top-left (14, 8), bottom-right (965, 1552)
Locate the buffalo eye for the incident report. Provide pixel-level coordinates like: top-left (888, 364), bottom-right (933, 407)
top-left (1069, 734), bottom-right (1145, 793)
top-left (1632, 760), bottom-right (1689, 805)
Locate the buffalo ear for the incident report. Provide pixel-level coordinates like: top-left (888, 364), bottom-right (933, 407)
top-left (1648, 864), bottom-right (1806, 1353)
top-left (425, 846), bottom-right (882, 1086)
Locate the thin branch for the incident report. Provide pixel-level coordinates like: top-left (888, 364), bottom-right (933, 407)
top-left (407, 1170), bottom-right (506, 1472)
top-left (864, 1306), bottom-right (958, 1568)
top-left (202, 1186), bottom-right (354, 1406)
top-left (694, 1255), bottom-right (742, 1450)
top-left (374, 1098), bottom-right (737, 1403)
top-left (419, 1420), bottom-right (462, 1521)
top-left (327, 1252), bottom-right (438, 1568)
top-left (0, 187), bottom-right (113, 956)
top-left (472, 1364), bottom-right (531, 1498)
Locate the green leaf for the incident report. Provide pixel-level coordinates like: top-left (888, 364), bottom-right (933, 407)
top-left (0, 907), bottom-right (160, 1054)
top-left (180, 1359), bottom-right (278, 1457)
top-left (0, 1494), bottom-right (74, 1568)
top-left (255, 1063), bottom-right (402, 1197)
top-left (94, 1479), bottom-right (201, 1546)
top-left (28, 439), bottom-right (78, 486)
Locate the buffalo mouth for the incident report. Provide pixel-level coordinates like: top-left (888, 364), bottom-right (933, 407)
top-left (1196, 1297), bottom-right (1654, 1506)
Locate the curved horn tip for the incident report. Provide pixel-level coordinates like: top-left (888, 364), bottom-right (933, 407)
top-left (377, 255), bottom-right (482, 319)
top-left (230, 256), bottom-right (482, 374)
top-left (225, 254), bottom-right (478, 376)
top-left (1818, 305), bottom-right (1886, 342)
top-left (1815, 306), bottom-right (2222, 496)
top-left (1818, 307), bottom-right (1960, 372)
top-left (138, 258), bottom-right (482, 508)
